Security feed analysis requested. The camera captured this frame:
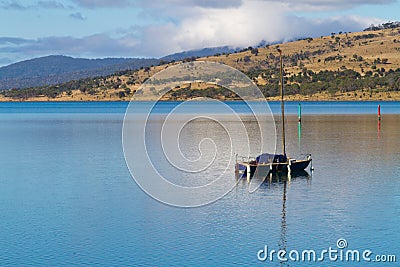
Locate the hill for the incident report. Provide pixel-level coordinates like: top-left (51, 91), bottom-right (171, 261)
top-left (0, 55), bottom-right (160, 90)
top-left (0, 46), bottom-right (239, 91)
top-left (160, 46), bottom-right (239, 62)
top-left (1, 26), bottom-right (400, 101)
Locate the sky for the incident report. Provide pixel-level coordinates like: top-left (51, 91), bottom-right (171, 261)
top-left (0, 0), bottom-right (399, 66)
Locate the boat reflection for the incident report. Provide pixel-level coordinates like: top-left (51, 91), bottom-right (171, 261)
top-left (235, 170), bottom-right (310, 267)
top-left (279, 179), bottom-right (288, 267)
top-left (265, 170), bottom-right (310, 184)
top-left (236, 168), bottom-right (311, 184)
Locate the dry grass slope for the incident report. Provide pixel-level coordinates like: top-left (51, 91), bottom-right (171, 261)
top-left (2, 27), bottom-right (400, 101)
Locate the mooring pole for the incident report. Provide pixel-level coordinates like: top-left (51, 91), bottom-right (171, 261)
top-left (298, 103), bottom-right (302, 122)
top-left (378, 104), bottom-right (381, 121)
top-left (278, 48), bottom-right (286, 157)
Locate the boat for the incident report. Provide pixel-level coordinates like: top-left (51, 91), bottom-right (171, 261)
top-left (235, 153), bottom-right (312, 175)
top-left (235, 48), bottom-right (312, 177)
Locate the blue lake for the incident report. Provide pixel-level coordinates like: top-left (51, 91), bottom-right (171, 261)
top-left (1, 100), bottom-right (400, 114)
top-left (0, 101), bottom-right (399, 266)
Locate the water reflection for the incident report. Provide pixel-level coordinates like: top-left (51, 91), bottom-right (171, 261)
top-left (298, 122), bottom-right (302, 151)
top-left (236, 169), bottom-right (311, 185)
top-left (279, 180), bottom-right (288, 267)
top-left (236, 171), bottom-right (311, 267)
top-left (265, 172), bottom-right (310, 267)
top-left (378, 119), bottom-right (381, 140)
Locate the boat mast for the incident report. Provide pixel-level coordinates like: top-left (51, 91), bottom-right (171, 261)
top-left (277, 48), bottom-right (286, 157)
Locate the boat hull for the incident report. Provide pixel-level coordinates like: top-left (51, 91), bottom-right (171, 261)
top-left (235, 158), bottom-right (312, 177)
top-left (290, 159), bottom-right (311, 171)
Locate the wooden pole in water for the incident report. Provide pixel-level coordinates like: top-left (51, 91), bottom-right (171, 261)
top-left (378, 104), bottom-right (381, 121)
top-left (298, 103), bottom-right (302, 122)
top-left (278, 48), bottom-right (286, 157)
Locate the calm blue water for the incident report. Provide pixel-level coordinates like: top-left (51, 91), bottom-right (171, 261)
top-left (0, 101), bottom-right (399, 266)
top-left (1, 101), bottom-right (399, 114)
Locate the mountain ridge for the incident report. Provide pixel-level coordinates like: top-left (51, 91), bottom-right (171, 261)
top-left (0, 55), bottom-right (160, 90)
top-left (0, 46), bottom-right (237, 90)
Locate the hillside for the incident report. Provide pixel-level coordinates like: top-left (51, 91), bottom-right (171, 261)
top-left (1, 26), bottom-right (400, 101)
top-left (0, 46), bottom-right (237, 91)
top-left (0, 55), bottom-right (160, 90)
top-left (160, 46), bottom-right (239, 62)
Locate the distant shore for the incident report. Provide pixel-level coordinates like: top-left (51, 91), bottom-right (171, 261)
top-left (1, 89), bottom-right (399, 102)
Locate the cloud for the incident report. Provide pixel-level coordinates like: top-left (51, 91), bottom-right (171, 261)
top-left (37, 1), bottom-right (65, 9)
top-left (0, 0), bottom-right (27, 10)
top-left (0, 11), bottom-right (383, 61)
top-left (148, 0), bottom-right (243, 9)
top-left (0, 0), bottom-right (66, 10)
top-left (0, 0), bottom-right (392, 64)
top-left (0, 37), bottom-right (32, 45)
top-left (69, 0), bottom-right (395, 10)
top-left (2, 0), bottom-right (391, 12)
top-left (284, 0), bottom-right (395, 6)
top-left (69, 12), bottom-right (86, 20)
top-left (71, 0), bottom-right (240, 10)
top-left (125, 0), bottom-right (385, 56)
top-left (0, 34), bottom-right (141, 59)
top-left (70, 0), bottom-right (131, 8)
top-left (268, 0), bottom-right (397, 11)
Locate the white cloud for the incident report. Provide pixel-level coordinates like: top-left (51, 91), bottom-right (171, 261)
top-left (69, 0), bottom-right (396, 10)
top-left (128, 0), bottom-right (385, 56)
top-left (0, 0), bottom-right (392, 63)
top-left (263, 0), bottom-right (396, 11)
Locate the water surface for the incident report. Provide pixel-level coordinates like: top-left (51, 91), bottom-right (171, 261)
top-left (0, 102), bottom-right (399, 266)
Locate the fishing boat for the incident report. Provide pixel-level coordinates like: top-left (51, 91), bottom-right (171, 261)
top-left (235, 49), bottom-right (312, 177)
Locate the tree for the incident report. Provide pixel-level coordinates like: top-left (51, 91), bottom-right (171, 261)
top-left (251, 48), bottom-right (259, 56)
top-left (118, 91), bottom-right (126, 98)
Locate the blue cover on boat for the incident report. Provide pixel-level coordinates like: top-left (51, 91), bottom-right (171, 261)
top-left (256, 153), bottom-right (287, 163)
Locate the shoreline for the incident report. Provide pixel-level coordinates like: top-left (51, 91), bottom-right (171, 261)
top-left (1, 99), bottom-right (399, 103)
top-left (2, 88), bottom-right (400, 102)
top-left (1, 98), bottom-right (399, 103)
